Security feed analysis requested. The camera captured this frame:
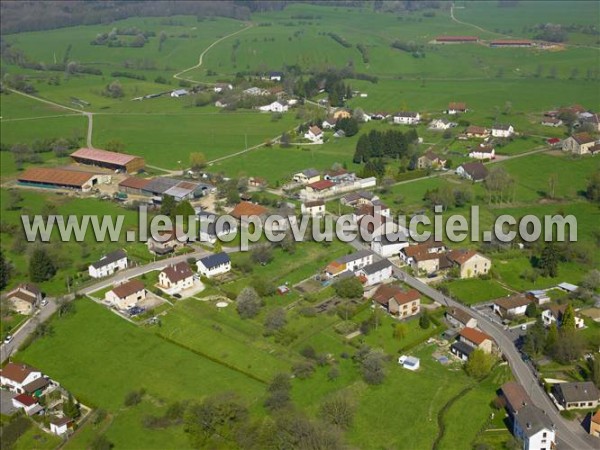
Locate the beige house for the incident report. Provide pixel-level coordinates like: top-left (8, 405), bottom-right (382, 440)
top-left (590, 410), bottom-right (600, 437)
top-left (417, 150), bottom-right (447, 169)
top-left (301, 200), bottom-right (325, 217)
top-left (5, 283), bottom-right (42, 315)
top-left (105, 279), bottom-right (146, 310)
top-left (562, 132), bottom-right (597, 155)
top-left (159, 262), bottom-right (194, 293)
top-left (371, 284), bottom-right (420, 318)
top-left (447, 250), bottom-right (491, 278)
top-left (147, 230), bottom-right (186, 255)
top-left (458, 327), bottom-right (495, 354)
top-left (446, 307), bottom-right (478, 329)
top-left (292, 169), bottom-right (321, 185)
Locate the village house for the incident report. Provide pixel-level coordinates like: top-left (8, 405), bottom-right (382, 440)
top-left (322, 117), bottom-right (337, 129)
top-left (447, 102), bottom-right (467, 114)
top-left (197, 211), bottom-right (237, 244)
top-left (541, 117), bottom-right (563, 127)
top-left (446, 307), bottom-right (478, 329)
top-left (450, 341), bottom-right (476, 361)
top-left (562, 132), bottom-right (597, 155)
top-left (159, 262), bottom-right (195, 293)
top-left (353, 203), bottom-right (391, 221)
top-left (541, 304), bottom-right (585, 329)
top-left (370, 284), bottom-right (420, 318)
top-left (491, 123), bottom-right (515, 138)
top-left (456, 161), bottom-right (488, 182)
top-left (411, 251), bottom-right (452, 275)
top-left (197, 252), bottom-right (231, 278)
top-left (324, 168), bottom-right (353, 183)
top-left (526, 290), bottom-right (551, 306)
top-left (417, 150), bottom-right (447, 169)
top-left (371, 234), bottom-right (409, 257)
top-left (248, 177), bottom-right (268, 188)
top-left (213, 83), bottom-right (232, 93)
top-left (170, 89), bottom-right (188, 98)
top-left (305, 180), bottom-right (335, 196)
top-left (269, 71), bottom-right (283, 81)
top-left (105, 279), bottom-right (146, 310)
top-left (493, 294), bottom-right (531, 318)
top-left (552, 382), bottom-right (600, 410)
top-left (293, 168), bottom-right (321, 185)
top-left (469, 144), bottom-right (495, 160)
top-left (429, 118), bottom-right (454, 130)
top-left (50, 417), bottom-right (73, 436)
top-left (12, 393), bottom-right (42, 416)
top-left (370, 112), bottom-right (389, 120)
top-left (580, 112), bottom-right (600, 132)
top-left (399, 240), bottom-right (447, 265)
top-left (259, 100), bottom-right (288, 113)
top-left (340, 191), bottom-right (379, 207)
top-left (464, 125), bottom-right (489, 139)
top-left (458, 327), bottom-right (495, 354)
top-left (5, 283), bottom-right (42, 315)
top-left (447, 249), bottom-right (491, 278)
top-left (357, 213), bottom-right (398, 240)
top-left (356, 259), bottom-right (393, 287)
top-left (393, 111), bottom-right (421, 125)
top-left (324, 250), bottom-right (373, 279)
top-left (147, 229), bottom-right (186, 255)
top-left (88, 249), bottom-right (128, 278)
top-left (304, 125), bottom-right (324, 142)
top-left (230, 201), bottom-right (269, 225)
top-left (0, 362), bottom-right (43, 393)
top-left (590, 410), bottom-right (600, 437)
top-left (301, 200), bottom-right (326, 217)
top-left (333, 109), bottom-right (352, 120)
top-left (501, 382), bottom-right (556, 450)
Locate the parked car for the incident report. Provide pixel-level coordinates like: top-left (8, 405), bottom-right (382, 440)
top-left (4, 335), bottom-right (13, 344)
top-left (41, 299), bottom-right (48, 307)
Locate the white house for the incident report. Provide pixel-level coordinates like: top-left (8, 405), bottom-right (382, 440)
top-left (105, 279), bottom-right (146, 310)
top-left (541, 305), bottom-right (585, 329)
top-left (196, 252), bottom-right (231, 278)
top-left (491, 124), bottom-right (514, 138)
top-left (371, 234), bottom-right (409, 257)
top-left (356, 259), bottom-right (393, 287)
top-left (197, 211), bottom-right (237, 244)
top-left (12, 393), bottom-right (40, 415)
top-left (301, 200), bottom-right (325, 217)
top-left (456, 161), bottom-right (488, 182)
top-left (447, 102), bottom-right (467, 115)
top-left (429, 118), bottom-right (454, 130)
top-left (269, 71), bottom-right (283, 81)
top-left (512, 404), bottom-right (556, 450)
top-left (324, 250), bottom-right (373, 278)
top-left (0, 363), bottom-right (43, 393)
top-left (50, 417), bottom-right (73, 435)
top-left (259, 101), bottom-right (288, 113)
top-left (304, 125), bottom-right (324, 142)
top-left (468, 145), bottom-right (495, 160)
top-left (159, 262), bottom-right (194, 293)
top-left (170, 89), bottom-right (188, 98)
top-left (5, 283), bottom-right (42, 315)
top-left (293, 168), bottom-right (320, 185)
top-left (493, 295), bottom-right (531, 318)
top-left (322, 118), bottom-right (337, 129)
top-left (393, 112), bottom-right (421, 125)
top-left (88, 249), bottom-right (128, 278)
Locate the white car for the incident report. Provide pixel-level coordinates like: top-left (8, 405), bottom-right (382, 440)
top-left (41, 299), bottom-right (48, 307)
top-left (4, 335), bottom-right (13, 344)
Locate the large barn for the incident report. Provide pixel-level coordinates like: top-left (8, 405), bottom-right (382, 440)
top-left (18, 167), bottom-right (101, 192)
top-left (70, 148), bottom-right (145, 173)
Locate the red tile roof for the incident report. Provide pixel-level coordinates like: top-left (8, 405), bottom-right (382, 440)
top-left (230, 201), bottom-right (268, 219)
top-left (18, 167), bottom-right (95, 188)
top-left (447, 249), bottom-right (479, 265)
top-left (71, 148), bottom-right (141, 166)
top-left (0, 362), bottom-right (39, 384)
top-left (161, 262), bottom-right (194, 284)
top-left (448, 102), bottom-right (467, 110)
top-left (459, 327), bottom-right (492, 345)
top-left (494, 294), bottom-right (531, 311)
top-left (307, 180), bottom-right (335, 191)
top-left (13, 393), bottom-right (37, 407)
top-left (118, 177), bottom-right (151, 190)
top-left (592, 410), bottom-right (600, 425)
top-left (110, 279), bottom-right (145, 299)
top-left (490, 39), bottom-right (533, 45)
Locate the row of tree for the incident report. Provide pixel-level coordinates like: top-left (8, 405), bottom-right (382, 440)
top-left (353, 128), bottom-right (419, 163)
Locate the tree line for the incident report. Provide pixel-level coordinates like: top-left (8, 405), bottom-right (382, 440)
top-left (353, 128), bottom-right (419, 163)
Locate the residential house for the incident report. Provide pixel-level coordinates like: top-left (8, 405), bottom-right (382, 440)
top-left (259, 100), bottom-right (288, 112)
top-left (552, 382), bottom-right (599, 410)
top-left (293, 168), bottom-right (321, 185)
top-left (197, 211), bottom-right (237, 244)
top-left (305, 180), bottom-right (335, 195)
top-left (399, 240), bottom-right (447, 265)
top-left (213, 83), bottom-right (232, 93)
top-left (429, 118), bottom-right (454, 130)
top-left (324, 250), bottom-right (373, 279)
top-left (371, 284), bottom-right (420, 318)
top-left (105, 279), bottom-right (146, 310)
top-left (370, 112), bottom-right (389, 121)
top-left (356, 259), bottom-right (393, 287)
top-left (456, 161), bottom-right (488, 182)
top-left (393, 112), bottom-right (421, 125)
top-left (304, 125), bottom-right (324, 142)
top-left (411, 251), bottom-right (452, 275)
top-left (21, 376), bottom-right (51, 396)
top-left (371, 234), bottom-right (409, 257)
top-left (333, 109), bottom-right (352, 120)
top-left (88, 249), bottom-right (128, 278)
top-left (526, 290), bottom-right (551, 305)
top-left (562, 133), bottom-right (597, 155)
top-left (446, 307), bottom-right (478, 329)
top-left (50, 417), bottom-right (73, 436)
top-left (301, 200), bottom-right (326, 217)
top-left (465, 125), bottom-right (489, 138)
top-left (493, 295), bottom-right (531, 318)
top-left (450, 341), bottom-right (476, 361)
top-left (469, 145), bottom-right (495, 160)
top-left (322, 118), bottom-right (337, 129)
top-left (458, 327), bottom-right (495, 353)
top-left (501, 382), bottom-right (556, 450)
top-left (230, 201), bottom-right (269, 223)
top-left (590, 410), bottom-right (600, 437)
top-left (0, 362), bottom-right (43, 393)
top-left (446, 249), bottom-right (491, 278)
top-left (170, 89), bottom-right (188, 98)
top-left (5, 283), bottom-right (42, 315)
top-left (12, 394), bottom-right (41, 415)
top-left (491, 124), bottom-right (515, 138)
top-left (243, 87), bottom-right (268, 96)
top-left (417, 150), bottom-right (447, 169)
top-left (353, 203), bottom-right (391, 221)
top-left (340, 191), bottom-right (379, 207)
top-left (147, 229), bottom-right (186, 255)
top-left (248, 177), bottom-right (267, 188)
top-left (447, 102), bottom-right (467, 114)
top-left (541, 117), bottom-right (563, 127)
top-left (159, 262), bottom-right (194, 293)
top-left (269, 71), bottom-right (283, 81)
top-left (324, 168), bottom-right (353, 183)
top-left (580, 112), bottom-right (600, 132)
top-left (541, 304), bottom-right (585, 329)
top-left (357, 213), bottom-right (398, 240)
top-left (197, 252), bottom-right (231, 278)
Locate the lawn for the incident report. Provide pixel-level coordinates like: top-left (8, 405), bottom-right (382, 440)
top-left (444, 278), bottom-right (514, 305)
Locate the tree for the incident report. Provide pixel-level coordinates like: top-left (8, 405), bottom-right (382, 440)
top-left (280, 132), bottom-right (291, 148)
top-left (550, 331), bottom-right (584, 363)
top-left (29, 247), bottom-right (56, 282)
top-left (158, 30), bottom-right (167, 51)
top-left (264, 307), bottom-right (287, 334)
top-left (171, 200), bottom-right (195, 228)
top-left (545, 323), bottom-right (558, 354)
top-left (335, 117), bottom-right (359, 137)
top-left (236, 287), bottom-right (262, 319)
top-left (525, 302), bottom-right (539, 318)
top-left (0, 250), bottom-right (10, 290)
top-left (6, 190), bottom-right (23, 211)
top-left (63, 392), bottom-right (80, 418)
top-left (250, 244), bottom-right (273, 265)
top-left (327, 366), bottom-right (340, 381)
top-left (292, 360), bottom-right (315, 379)
top-left (189, 152), bottom-right (206, 172)
top-left (105, 139), bottom-right (125, 152)
top-left (539, 242), bottom-right (559, 278)
top-left (560, 303), bottom-right (576, 332)
top-left (465, 349), bottom-right (494, 379)
top-left (102, 80), bottom-right (124, 98)
top-left (547, 173), bottom-right (558, 199)
top-left (581, 269), bottom-right (600, 291)
top-left (357, 348), bottom-right (387, 385)
top-left (589, 356), bottom-right (600, 388)
top-left (419, 310), bottom-right (430, 329)
top-left (90, 435), bottom-right (114, 450)
top-left (393, 323), bottom-right (407, 340)
top-left (160, 195), bottom-right (176, 217)
top-left (319, 395), bottom-right (355, 429)
top-left (264, 373), bottom-right (292, 411)
top-left (586, 171), bottom-right (600, 204)
top-left (333, 277), bottom-right (363, 298)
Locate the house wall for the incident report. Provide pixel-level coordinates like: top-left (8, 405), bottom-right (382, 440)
top-left (106, 289), bottom-right (145, 309)
top-left (413, 258), bottom-right (439, 275)
top-left (159, 273), bottom-right (193, 292)
top-left (8, 297), bottom-right (35, 315)
top-left (346, 255), bottom-right (373, 272)
top-left (1, 372), bottom-right (43, 393)
top-left (392, 300), bottom-right (420, 318)
top-left (371, 241), bottom-right (408, 257)
top-left (459, 254), bottom-right (491, 278)
top-left (197, 261), bottom-right (231, 278)
top-left (361, 266), bottom-right (393, 287)
top-left (89, 257), bottom-right (128, 278)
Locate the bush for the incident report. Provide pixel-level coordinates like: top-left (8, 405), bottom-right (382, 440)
top-left (124, 388), bottom-right (145, 407)
top-left (292, 360), bottom-right (315, 379)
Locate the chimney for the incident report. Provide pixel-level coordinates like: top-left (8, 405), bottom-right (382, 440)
top-left (526, 422), bottom-right (531, 430)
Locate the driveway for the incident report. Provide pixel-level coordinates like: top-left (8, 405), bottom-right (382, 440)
top-left (0, 389), bottom-right (16, 415)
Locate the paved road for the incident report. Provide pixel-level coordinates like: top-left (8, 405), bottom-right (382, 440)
top-left (348, 240), bottom-right (595, 450)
